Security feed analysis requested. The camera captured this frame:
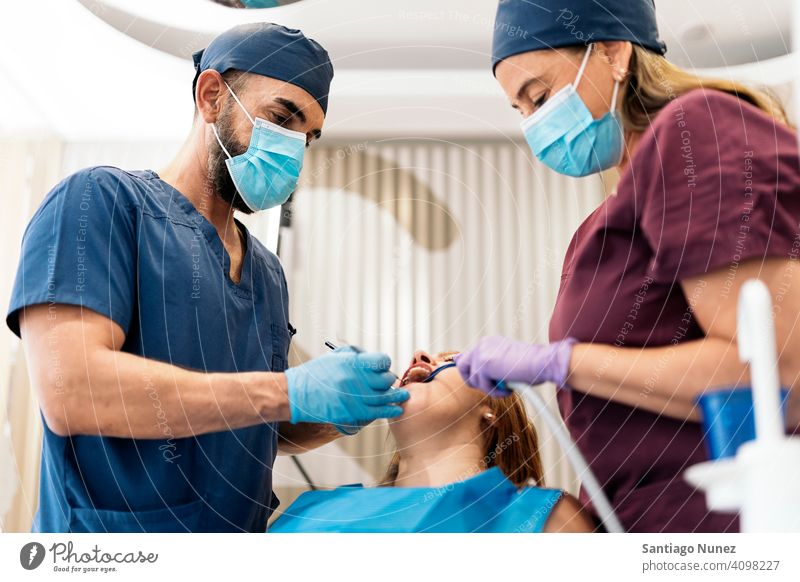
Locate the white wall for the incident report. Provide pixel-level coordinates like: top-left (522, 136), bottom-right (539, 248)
top-left (272, 139), bottom-right (606, 498)
top-left (59, 138), bottom-right (598, 493)
top-left (1, 135), bottom-right (602, 528)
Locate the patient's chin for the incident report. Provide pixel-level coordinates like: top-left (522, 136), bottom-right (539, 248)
top-left (390, 382), bottom-right (429, 421)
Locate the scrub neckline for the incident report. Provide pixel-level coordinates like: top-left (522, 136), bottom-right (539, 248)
top-left (143, 169), bottom-right (254, 296)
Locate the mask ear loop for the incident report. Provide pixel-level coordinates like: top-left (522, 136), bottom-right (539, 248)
top-left (211, 79), bottom-right (256, 160)
top-left (223, 80), bottom-right (255, 126)
top-left (573, 43), bottom-right (594, 89)
top-left (210, 79), bottom-right (253, 160)
top-left (574, 43), bottom-right (621, 113)
top-left (210, 123), bottom-right (232, 159)
top-left (610, 78), bottom-right (620, 111)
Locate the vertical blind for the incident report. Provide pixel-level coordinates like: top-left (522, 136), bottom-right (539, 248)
top-left (270, 139), bottom-right (606, 499)
top-left (2, 138), bottom-right (606, 528)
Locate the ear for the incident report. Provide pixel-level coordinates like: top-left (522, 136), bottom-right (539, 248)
top-left (479, 403), bottom-right (497, 427)
top-left (195, 70), bottom-right (227, 125)
top-left (597, 41), bottom-right (633, 82)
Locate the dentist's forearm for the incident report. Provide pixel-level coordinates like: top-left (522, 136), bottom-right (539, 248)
top-left (75, 350), bottom-right (292, 439)
top-left (566, 337), bottom-right (747, 421)
top-left (277, 421), bottom-right (341, 454)
top-left (47, 348), bottom-right (291, 439)
top-left (20, 304), bottom-right (292, 439)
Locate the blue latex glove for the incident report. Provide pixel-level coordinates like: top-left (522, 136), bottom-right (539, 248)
top-left (285, 347), bottom-right (409, 425)
top-left (454, 335), bottom-right (578, 396)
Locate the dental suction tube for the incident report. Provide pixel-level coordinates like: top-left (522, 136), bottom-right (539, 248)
top-left (508, 382), bottom-right (625, 533)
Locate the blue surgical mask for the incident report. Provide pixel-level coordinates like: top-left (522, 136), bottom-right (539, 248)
top-left (520, 44), bottom-right (623, 177)
top-left (212, 82), bottom-right (306, 212)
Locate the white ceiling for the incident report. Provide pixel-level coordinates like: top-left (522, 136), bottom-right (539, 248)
top-left (0, 0), bottom-right (796, 141)
top-left (77, 0), bottom-right (795, 69)
top-left (658, 0), bottom-right (793, 68)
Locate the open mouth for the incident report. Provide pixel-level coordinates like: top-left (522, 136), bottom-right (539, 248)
top-left (399, 353), bottom-right (458, 386)
top-left (400, 362), bottom-right (434, 386)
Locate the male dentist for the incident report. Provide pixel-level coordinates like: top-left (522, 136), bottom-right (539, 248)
top-left (6, 23), bottom-right (408, 532)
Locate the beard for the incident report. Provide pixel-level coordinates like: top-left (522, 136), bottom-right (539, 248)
top-left (207, 100), bottom-right (254, 214)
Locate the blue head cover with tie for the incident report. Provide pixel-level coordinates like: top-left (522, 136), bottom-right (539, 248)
top-left (491, 0), bottom-right (666, 74)
top-left (193, 22), bottom-right (334, 114)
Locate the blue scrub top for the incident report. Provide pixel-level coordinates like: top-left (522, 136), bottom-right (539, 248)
top-left (7, 167), bottom-right (293, 532)
top-left (269, 467), bottom-right (563, 533)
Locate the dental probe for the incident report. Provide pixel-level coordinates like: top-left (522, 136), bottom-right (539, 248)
top-left (324, 340), bottom-right (399, 380)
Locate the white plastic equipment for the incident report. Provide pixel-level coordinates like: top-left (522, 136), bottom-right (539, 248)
top-left (684, 279), bottom-right (800, 532)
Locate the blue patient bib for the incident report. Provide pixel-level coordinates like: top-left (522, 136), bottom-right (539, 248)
top-left (269, 467), bottom-right (563, 533)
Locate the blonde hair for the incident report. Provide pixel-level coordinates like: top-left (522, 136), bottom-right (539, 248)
top-left (381, 391), bottom-right (545, 488)
top-left (619, 44), bottom-right (790, 132)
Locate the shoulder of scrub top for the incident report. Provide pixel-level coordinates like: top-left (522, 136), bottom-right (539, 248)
top-left (632, 87), bottom-right (795, 165)
top-left (33, 166), bottom-right (191, 234)
top-left (38, 165), bottom-right (143, 211)
top-left (40, 166), bottom-right (213, 223)
top-left (23, 166), bottom-right (145, 242)
top-left (619, 87), bottom-right (796, 208)
top-left (38, 166), bottom-right (287, 274)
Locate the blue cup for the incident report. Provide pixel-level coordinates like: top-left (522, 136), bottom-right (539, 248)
top-left (697, 387), bottom-right (790, 460)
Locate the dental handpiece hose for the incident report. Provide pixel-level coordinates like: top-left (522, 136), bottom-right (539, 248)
top-left (507, 381), bottom-right (625, 534)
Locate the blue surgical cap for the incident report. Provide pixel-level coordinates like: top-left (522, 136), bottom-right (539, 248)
top-left (192, 23), bottom-right (334, 114)
top-left (492, 0), bottom-right (666, 74)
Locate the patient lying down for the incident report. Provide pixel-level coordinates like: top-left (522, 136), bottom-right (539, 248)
top-left (270, 350), bottom-right (595, 533)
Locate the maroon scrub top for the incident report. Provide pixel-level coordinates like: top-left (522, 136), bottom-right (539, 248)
top-left (549, 89), bottom-right (800, 532)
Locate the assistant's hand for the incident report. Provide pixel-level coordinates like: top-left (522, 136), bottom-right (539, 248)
top-left (454, 335), bottom-right (578, 396)
top-left (285, 347), bottom-right (409, 425)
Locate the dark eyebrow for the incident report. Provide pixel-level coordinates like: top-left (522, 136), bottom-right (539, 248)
top-left (274, 97), bottom-right (306, 124)
top-left (272, 97), bottom-right (323, 144)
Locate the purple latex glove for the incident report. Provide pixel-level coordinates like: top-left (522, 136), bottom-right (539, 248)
top-left (454, 335), bottom-right (578, 396)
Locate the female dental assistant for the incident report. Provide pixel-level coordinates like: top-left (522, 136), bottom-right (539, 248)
top-left (457, 0), bottom-right (800, 532)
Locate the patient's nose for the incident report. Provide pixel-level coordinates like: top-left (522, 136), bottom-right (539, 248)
top-left (411, 350), bottom-right (434, 366)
